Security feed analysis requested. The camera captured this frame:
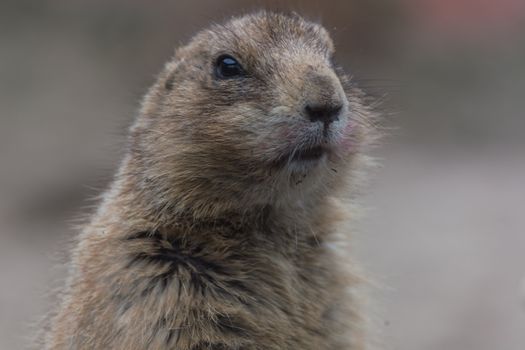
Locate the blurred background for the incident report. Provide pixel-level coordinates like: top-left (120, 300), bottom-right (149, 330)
top-left (1, 0), bottom-right (524, 349)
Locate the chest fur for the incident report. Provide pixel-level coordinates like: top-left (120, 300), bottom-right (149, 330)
top-left (106, 226), bottom-right (344, 348)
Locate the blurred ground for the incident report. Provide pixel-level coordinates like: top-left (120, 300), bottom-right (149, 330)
top-left (1, 1), bottom-right (524, 349)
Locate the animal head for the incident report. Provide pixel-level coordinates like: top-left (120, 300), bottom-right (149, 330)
top-left (128, 12), bottom-right (373, 218)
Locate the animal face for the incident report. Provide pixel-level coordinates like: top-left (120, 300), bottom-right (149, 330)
top-left (133, 12), bottom-right (367, 215)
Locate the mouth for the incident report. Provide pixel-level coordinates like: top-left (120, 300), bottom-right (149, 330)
top-left (270, 144), bottom-right (330, 169)
top-left (291, 145), bottom-right (327, 162)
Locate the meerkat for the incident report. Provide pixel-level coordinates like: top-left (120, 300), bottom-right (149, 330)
top-left (44, 11), bottom-right (377, 350)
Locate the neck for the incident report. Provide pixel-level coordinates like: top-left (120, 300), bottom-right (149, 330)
top-left (95, 155), bottom-right (343, 242)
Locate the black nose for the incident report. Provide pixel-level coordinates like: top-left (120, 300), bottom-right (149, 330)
top-left (304, 103), bottom-right (342, 124)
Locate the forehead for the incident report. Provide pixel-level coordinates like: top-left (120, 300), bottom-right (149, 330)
top-left (207, 13), bottom-right (334, 60)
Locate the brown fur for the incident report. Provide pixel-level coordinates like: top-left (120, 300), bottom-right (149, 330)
top-left (44, 11), bottom-right (377, 350)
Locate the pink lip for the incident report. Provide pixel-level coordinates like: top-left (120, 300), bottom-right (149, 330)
top-left (273, 118), bottom-right (356, 163)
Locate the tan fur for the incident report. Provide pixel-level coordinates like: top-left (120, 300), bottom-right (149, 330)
top-left (44, 12), bottom-right (376, 350)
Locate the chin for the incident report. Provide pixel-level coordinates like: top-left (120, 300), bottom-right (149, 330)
top-left (286, 152), bottom-right (328, 175)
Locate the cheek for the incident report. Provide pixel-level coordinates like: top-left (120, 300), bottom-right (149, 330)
top-left (277, 125), bottom-right (298, 145)
top-left (259, 123), bottom-right (300, 147)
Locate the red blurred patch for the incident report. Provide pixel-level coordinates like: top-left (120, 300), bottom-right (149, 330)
top-left (402, 0), bottom-right (525, 37)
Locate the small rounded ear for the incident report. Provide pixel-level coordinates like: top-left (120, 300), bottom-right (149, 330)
top-left (163, 59), bottom-right (182, 91)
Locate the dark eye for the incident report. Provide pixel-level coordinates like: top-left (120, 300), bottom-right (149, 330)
top-left (215, 55), bottom-right (244, 79)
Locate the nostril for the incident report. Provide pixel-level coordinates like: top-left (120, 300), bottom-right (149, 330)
top-left (305, 104), bottom-right (342, 124)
